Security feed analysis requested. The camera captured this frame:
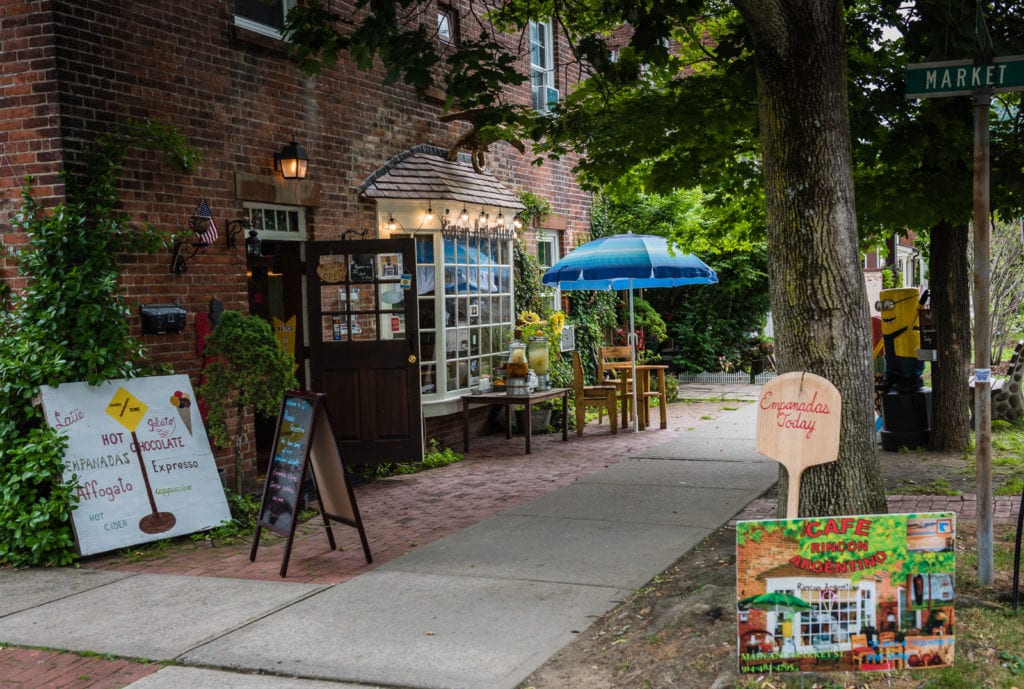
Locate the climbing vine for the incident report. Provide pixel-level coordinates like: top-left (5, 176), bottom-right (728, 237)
top-left (0, 119), bottom-right (199, 566)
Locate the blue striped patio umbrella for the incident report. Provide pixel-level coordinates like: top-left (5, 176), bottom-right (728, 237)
top-left (542, 233), bottom-right (718, 431)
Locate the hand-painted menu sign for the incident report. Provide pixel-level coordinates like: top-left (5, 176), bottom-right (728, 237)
top-left (755, 372), bottom-right (842, 517)
top-left (250, 391), bottom-right (372, 577)
top-left (40, 375), bottom-right (231, 556)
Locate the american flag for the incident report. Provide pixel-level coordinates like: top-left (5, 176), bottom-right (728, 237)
top-left (192, 198), bottom-right (219, 246)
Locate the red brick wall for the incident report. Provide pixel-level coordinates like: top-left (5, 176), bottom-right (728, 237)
top-left (0, 0), bottom-right (66, 290)
top-left (1, 1), bottom-right (592, 483)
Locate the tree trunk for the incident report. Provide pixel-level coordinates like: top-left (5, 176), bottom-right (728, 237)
top-left (928, 221), bottom-right (971, 451)
top-left (735, 0), bottom-right (886, 516)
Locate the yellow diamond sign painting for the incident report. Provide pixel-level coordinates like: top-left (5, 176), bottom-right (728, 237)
top-left (105, 386), bottom-right (148, 432)
top-left (40, 374), bottom-right (230, 556)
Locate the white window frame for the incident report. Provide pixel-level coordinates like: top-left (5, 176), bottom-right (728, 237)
top-left (767, 577), bottom-right (876, 654)
top-left (400, 204), bottom-right (516, 413)
top-left (530, 20), bottom-right (557, 112)
top-left (536, 230), bottom-right (561, 313)
top-left (234, 0), bottom-right (297, 40)
top-left (437, 4), bottom-right (457, 44)
top-left (243, 202), bottom-right (307, 241)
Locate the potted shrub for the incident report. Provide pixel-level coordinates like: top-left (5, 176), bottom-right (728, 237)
top-left (199, 311), bottom-right (296, 493)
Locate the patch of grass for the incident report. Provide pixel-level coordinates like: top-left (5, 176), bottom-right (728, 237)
top-left (961, 422), bottom-right (1024, 496)
top-left (189, 490), bottom-right (265, 544)
top-left (118, 537), bottom-right (173, 562)
top-left (353, 439), bottom-right (463, 481)
top-left (996, 478), bottom-right (1024, 496)
top-left (395, 439), bottom-right (463, 474)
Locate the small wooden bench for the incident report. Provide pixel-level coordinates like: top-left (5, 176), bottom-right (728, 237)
top-left (970, 341), bottom-right (1024, 423)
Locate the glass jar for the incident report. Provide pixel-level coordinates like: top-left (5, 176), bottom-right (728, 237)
top-left (527, 337), bottom-right (549, 376)
top-left (506, 339), bottom-right (529, 379)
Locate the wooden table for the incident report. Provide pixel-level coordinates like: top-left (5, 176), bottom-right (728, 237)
top-left (462, 387), bottom-right (569, 454)
top-left (603, 363), bottom-right (669, 430)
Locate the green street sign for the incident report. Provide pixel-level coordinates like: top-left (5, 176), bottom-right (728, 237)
top-left (906, 55), bottom-right (1024, 98)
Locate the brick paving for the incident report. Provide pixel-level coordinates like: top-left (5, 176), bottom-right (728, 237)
top-left (79, 399), bottom-right (730, 585)
top-left (6, 389), bottom-right (1022, 689)
top-left (736, 495), bottom-right (1022, 525)
top-left (0, 647), bottom-right (158, 689)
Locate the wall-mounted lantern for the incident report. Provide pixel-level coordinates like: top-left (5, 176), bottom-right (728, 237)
top-left (274, 137), bottom-right (309, 180)
top-left (245, 229), bottom-right (262, 258)
top-left (226, 218), bottom-right (262, 258)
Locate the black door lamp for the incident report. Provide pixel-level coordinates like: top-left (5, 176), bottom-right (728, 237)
top-left (274, 137), bottom-right (309, 180)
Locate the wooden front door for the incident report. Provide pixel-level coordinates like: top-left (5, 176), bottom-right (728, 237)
top-left (306, 239), bottom-right (423, 466)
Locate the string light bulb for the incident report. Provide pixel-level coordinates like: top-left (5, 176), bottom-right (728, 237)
top-left (387, 214), bottom-right (397, 232)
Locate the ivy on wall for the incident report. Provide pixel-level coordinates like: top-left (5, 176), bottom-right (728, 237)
top-left (0, 120), bottom-right (199, 566)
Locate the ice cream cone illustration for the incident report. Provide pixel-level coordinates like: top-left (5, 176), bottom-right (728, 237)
top-left (170, 390), bottom-right (193, 435)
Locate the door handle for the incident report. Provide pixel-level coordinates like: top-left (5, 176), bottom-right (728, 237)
top-left (408, 354), bottom-right (417, 364)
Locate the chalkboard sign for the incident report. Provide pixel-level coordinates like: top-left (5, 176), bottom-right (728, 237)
top-left (259, 394), bottom-right (315, 536)
top-left (250, 391), bottom-right (372, 577)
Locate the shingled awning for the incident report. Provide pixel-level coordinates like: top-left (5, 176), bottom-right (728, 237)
top-left (359, 144), bottom-right (525, 211)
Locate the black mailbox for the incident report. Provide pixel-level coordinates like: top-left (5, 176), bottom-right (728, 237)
top-left (140, 304), bottom-right (187, 335)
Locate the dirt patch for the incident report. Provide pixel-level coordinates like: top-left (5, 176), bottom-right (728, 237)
top-left (877, 448), bottom-right (976, 496)
top-left (519, 446), bottom-right (1017, 689)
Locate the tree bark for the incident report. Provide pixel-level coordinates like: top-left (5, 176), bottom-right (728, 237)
top-left (735, 0), bottom-right (886, 516)
top-left (928, 221), bottom-right (971, 451)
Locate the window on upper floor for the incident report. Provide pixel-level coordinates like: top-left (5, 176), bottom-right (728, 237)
top-left (530, 20), bottom-right (558, 113)
top-left (235, 0), bottom-right (296, 39)
top-left (437, 3), bottom-right (459, 44)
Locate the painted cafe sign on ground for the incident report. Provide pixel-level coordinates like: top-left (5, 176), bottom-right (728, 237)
top-left (737, 512), bottom-right (955, 674)
top-left (40, 374), bottom-right (231, 556)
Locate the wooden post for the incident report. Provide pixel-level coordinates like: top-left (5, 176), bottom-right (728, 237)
top-left (973, 86), bottom-right (993, 586)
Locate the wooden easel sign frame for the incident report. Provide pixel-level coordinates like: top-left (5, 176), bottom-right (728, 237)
top-left (249, 390), bottom-right (372, 577)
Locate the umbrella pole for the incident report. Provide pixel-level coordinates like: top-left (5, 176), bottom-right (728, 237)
top-left (629, 280), bottom-right (639, 433)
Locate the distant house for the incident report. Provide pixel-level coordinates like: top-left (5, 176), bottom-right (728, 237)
top-left (864, 232), bottom-right (927, 310)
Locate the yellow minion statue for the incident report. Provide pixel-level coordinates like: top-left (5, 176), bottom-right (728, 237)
top-left (877, 287), bottom-right (925, 392)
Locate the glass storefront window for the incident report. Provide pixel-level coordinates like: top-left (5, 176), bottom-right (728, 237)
top-left (416, 232), bottom-right (513, 398)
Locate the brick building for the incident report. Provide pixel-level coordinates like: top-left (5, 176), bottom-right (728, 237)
top-left (1, 1), bottom-right (593, 488)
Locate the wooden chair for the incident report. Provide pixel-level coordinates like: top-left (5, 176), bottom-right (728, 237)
top-left (877, 631), bottom-right (904, 670)
top-left (572, 351), bottom-right (618, 436)
top-left (849, 633), bottom-right (875, 670)
top-left (598, 345), bottom-right (634, 426)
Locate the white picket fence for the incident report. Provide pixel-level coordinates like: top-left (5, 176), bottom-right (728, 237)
top-left (677, 370), bottom-right (777, 385)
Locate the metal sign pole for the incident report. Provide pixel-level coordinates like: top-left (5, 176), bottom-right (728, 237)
top-left (905, 50), bottom-right (1019, 585)
top-left (973, 86), bottom-right (994, 586)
